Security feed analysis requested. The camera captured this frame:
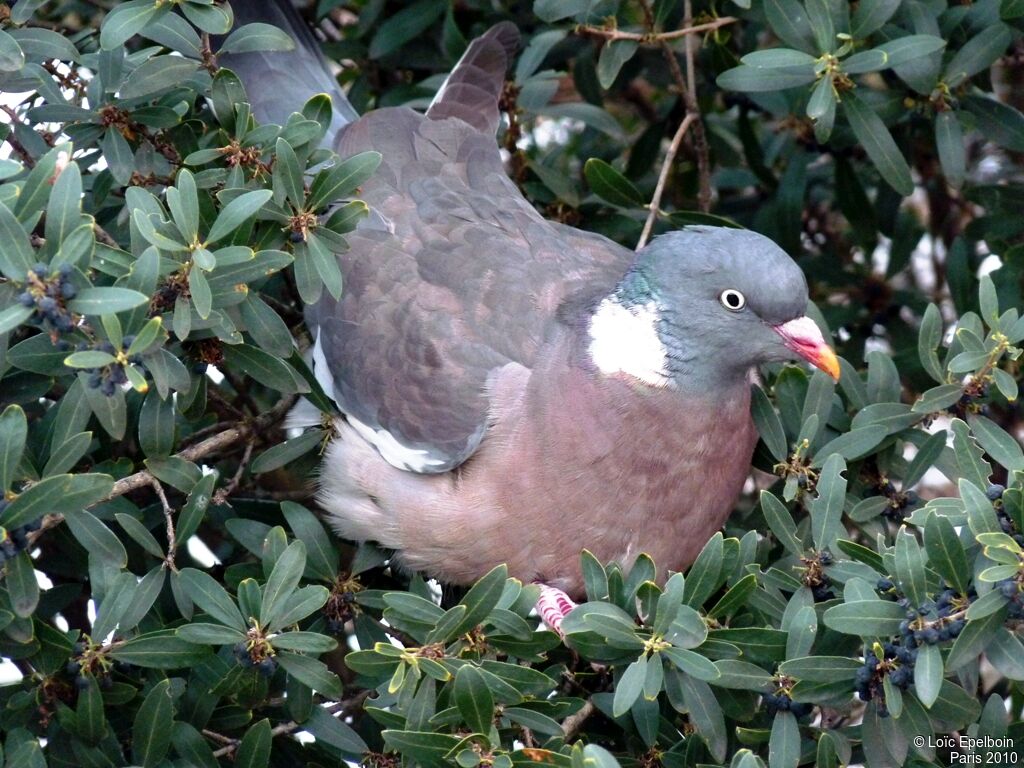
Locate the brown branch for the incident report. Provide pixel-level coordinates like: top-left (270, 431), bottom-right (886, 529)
top-left (27, 395), bottom-right (296, 547)
top-left (637, 113), bottom-right (696, 249)
top-left (639, 0), bottom-right (713, 214)
top-left (577, 15), bottom-right (736, 43)
top-left (213, 441), bottom-right (254, 505)
top-left (1, 105), bottom-right (36, 168)
top-left (208, 690), bottom-right (372, 758)
top-left (150, 478), bottom-right (178, 572)
top-left (681, 0), bottom-right (712, 212)
top-left (561, 698), bottom-right (597, 741)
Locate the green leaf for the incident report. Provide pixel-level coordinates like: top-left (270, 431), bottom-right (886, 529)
top-left (6, 551), bottom-right (39, 618)
top-left (64, 509), bottom-right (128, 568)
top-left (842, 91), bottom-right (913, 196)
top-left (596, 40), bottom-right (638, 89)
top-left (806, 0), bottom-right (836, 53)
top-left (454, 664), bottom-right (495, 735)
top-left (177, 623), bottom-right (248, 645)
top-left (368, 0), bottom-right (446, 58)
top-left (121, 55), bottom-right (199, 99)
top-left (917, 303), bottom-right (945, 382)
top-left (811, 425), bottom-right (887, 465)
top-left (109, 630), bottom-right (209, 668)
top-left (716, 64), bottom-right (817, 92)
top-left (0, 201), bottom-right (34, 280)
top-left (894, 527), bottom-right (928, 609)
top-left (0, 27), bottom-right (26, 71)
top-left (221, 344), bottom-right (304, 395)
top-left (132, 679), bottom-right (173, 767)
top-left (0, 405), bottom-right (28, 493)
top-left (662, 647), bottom-right (720, 681)
top-left (850, 0), bottom-right (901, 37)
top-left (960, 94), bottom-right (1024, 151)
top-left (924, 513), bottom-right (971, 596)
top-left (276, 651), bottom-right (344, 698)
top-left (873, 35), bottom-right (947, 69)
top-left (914, 643), bottom-right (943, 708)
top-left (308, 152), bottom-right (382, 211)
top-left (269, 631), bottom-right (337, 653)
top-left (751, 385), bottom-right (788, 462)
top-left (100, 0), bottom-right (161, 49)
top-left (273, 138), bottom-right (305, 208)
top-left (0, 304), bottom-right (32, 337)
top-left (683, 532), bottom-right (724, 608)
top-left (262, 540), bottom-right (307, 630)
top-left (68, 287), bottom-right (150, 315)
top-left (971, 415), bottom-right (1024, 471)
top-left (810, 453), bottom-right (846, 550)
top-left (171, 722), bottom-right (219, 768)
top-left (179, 568), bottom-right (247, 631)
top-left (584, 158), bottom-right (644, 208)
top-left (207, 189), bottom-right (273, 244)
top-left (1, 473), bottom-right (113, 529)
top-left (778, 656), bottom-right (861, 683)
top-left (613, 657), bottom-right (647, 717)
top-left (943, 24), bottom-right (1012, 88)
top-left (220, 23), bottom-right (295, 54)
top-left (304, 704), bottom-right (368, 754)
top-left (935, 111), bottom-right (965, 189)
top-left (952, 418), bottom-right (992, 490)
top-left (822, 599), bottom-right (905, 635)
top-left (769, 711), bottom-right (800, 768)
top-left (235, 718), bottom-right (271, 768)
top-left (765, 0), bottom-right (818, 54)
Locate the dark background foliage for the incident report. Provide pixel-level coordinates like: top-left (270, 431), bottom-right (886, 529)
top-left (0, 1), bottom-right (1023, 766)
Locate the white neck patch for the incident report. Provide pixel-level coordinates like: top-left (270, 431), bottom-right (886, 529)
top-left (587, 297), bottom-right (671, 387)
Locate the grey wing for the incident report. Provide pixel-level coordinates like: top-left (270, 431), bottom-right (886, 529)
top-left (309, 108), bottom-right (633, 472)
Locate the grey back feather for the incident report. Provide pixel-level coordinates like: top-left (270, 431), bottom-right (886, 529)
top-left (216, 0), bottom-right (358, 147)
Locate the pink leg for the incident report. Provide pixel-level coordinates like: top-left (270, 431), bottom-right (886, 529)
top-left (535, 583), bottom-right (578, 637)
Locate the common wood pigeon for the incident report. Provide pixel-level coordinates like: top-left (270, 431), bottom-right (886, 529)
top-left (221, 2), bottom-right (840, 632)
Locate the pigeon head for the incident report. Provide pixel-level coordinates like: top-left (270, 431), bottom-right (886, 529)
top-left (587, 226), bottom-right (839, 391)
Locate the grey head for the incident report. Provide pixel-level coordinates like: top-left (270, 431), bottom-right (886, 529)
top-left (587, 226), bottom-right (838, 393)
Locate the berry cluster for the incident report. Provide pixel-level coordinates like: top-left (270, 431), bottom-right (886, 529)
top-left (0, 505), bottom-right (43, 566)
top-left (65, 641), bottom-right (118, 690)
top-left (763, 692), bottom-right (813, 718)
top-left (876, 480), bottom-right (920, 522)
top-left (232, 642), bottom-right (278, 677)
top-left (324, 584), bottom-right (359, 634)
top-left (17, 263), bottom-right (77, 334)
top-left (996, 579), bottom-right (1024, 619)
top-left (82, 338), bottom-right (142, 396)
top-left (801, 551), bottom-right (835, 602)
top-left (898, 598), bottom-right (966, 646)
top-left (854, 642), bottom-right (917, 716)
top-left (989, 484), bottom-right (1024, 547)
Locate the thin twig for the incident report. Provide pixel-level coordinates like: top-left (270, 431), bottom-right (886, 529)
top-left (561, 698), bottom-right (597, 741)
top-left (577, 15), bottom-right (736, 43)
top-left (1, 105), bottom-right (36, 167)
top-left (637, 113), bottom-right (696, 249)
top-left (27, 395), bottom-right (295, 547)
top-left (208, 690), bottom-right (372, 758)
top-left (213, 441), bottom-right (254, 505)
top-left (150, 478), bottom-right (178, 572)
top-left (682, 0), bottom-right (712, 211)
top-left (640, 0), bottom-right (713, 214)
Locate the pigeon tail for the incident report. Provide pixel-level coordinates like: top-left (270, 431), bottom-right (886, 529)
top-left (426, 22), bottom-right (520, 135)
top-left (216, 0), bottom-right (358, 148)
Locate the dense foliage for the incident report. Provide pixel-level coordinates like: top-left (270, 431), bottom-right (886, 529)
top-left (1, 0), bottom-right (1023, 766)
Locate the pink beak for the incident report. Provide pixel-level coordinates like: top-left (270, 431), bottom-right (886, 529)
top-left (772, 316), bottom-right (840, 381)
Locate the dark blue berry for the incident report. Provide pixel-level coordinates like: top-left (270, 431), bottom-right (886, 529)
top-left (17, 292), bottom-right (34, 307)
top-left (61, 282), bottom-right (77, 299)
top-left (877, 578), bottom-right (894, 591)
top-left (257, 658), bottom-right (277, 677)
top-left (987, 484), bottom-right (1006, 501)
top-left (999, 580), bottom-right (1018, 599)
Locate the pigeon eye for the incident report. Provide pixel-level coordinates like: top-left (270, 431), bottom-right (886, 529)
top-left (720, 289), bottom-right (746, 311)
